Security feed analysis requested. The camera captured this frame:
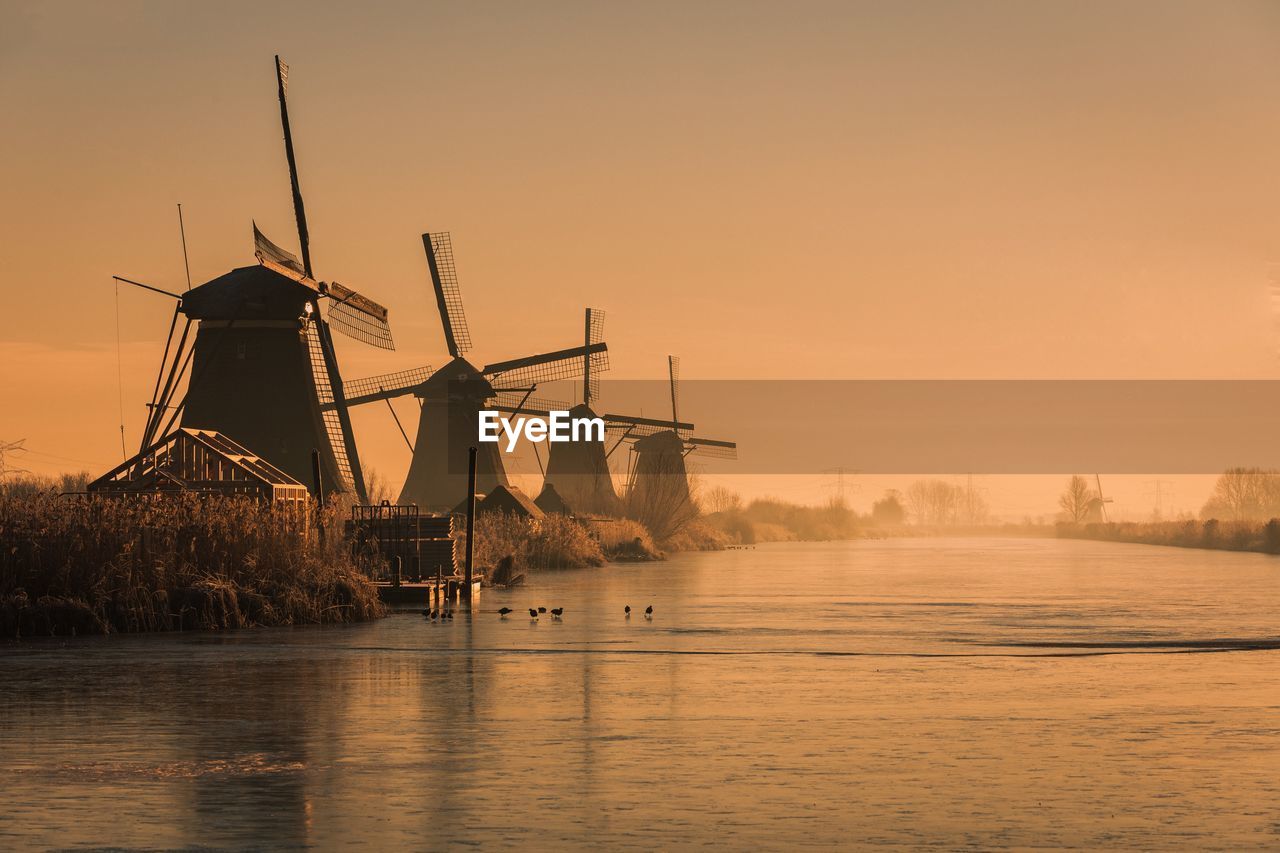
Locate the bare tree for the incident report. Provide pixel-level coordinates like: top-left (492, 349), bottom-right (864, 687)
top-left (1058, 475), bottom-right (1095, 523)
top-left (1201, 467), bottom-right (1280, 520)
top-left (701, 485), bottom-right (742, 514)
top-left (364, 468), bottom-right (396, 505)
top-left (906, 479), bottom-right (961, 526)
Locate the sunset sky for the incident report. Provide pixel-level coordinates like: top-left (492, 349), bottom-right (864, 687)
top-left (4, 1), bottom-right (1280, 515)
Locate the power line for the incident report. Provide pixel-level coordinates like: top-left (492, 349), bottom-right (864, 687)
top-left (821, 466), bottom-right (860, 503)
top-left (0, 439), bottom-right (30, 479)
top-left (1144, 478), bottom-right (1175, 518)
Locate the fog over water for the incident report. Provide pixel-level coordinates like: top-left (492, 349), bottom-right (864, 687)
top-left (2, 538), bottom-right (1278, 848)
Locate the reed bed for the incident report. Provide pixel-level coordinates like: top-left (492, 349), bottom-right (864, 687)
top-left (585, 517), bottom-right (663, 561)
top-left (1057, 518), bottom-right (1280, 554)
top-left (470, 512), bottom-right (608, 574)
top-left (658, 519), bottom-right (730, 552)
top-left (0, 489), bottom-right (384, 638)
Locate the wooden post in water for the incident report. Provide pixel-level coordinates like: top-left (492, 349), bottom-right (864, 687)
top-left (311, 448), bottom-right (326, 548)
top-left (464, 446), bottom-right (477, 605)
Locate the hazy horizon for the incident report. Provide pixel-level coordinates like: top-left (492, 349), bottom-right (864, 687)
top-left (5, 1), bottom-right (1280, 515)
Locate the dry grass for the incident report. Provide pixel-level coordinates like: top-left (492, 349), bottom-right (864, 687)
top-left (0, 482), bottom-right (384, 638)
top-left (469, 512), bottom-right (607, 574)
top-left (586, 517), bottom-right (662, 561)
top-left (659, 519), bottom-right (731, 552)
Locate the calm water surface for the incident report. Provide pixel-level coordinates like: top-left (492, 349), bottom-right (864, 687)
top-left (2, 537), bottom-right (1279, 849)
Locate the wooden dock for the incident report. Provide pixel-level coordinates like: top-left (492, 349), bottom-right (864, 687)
top-left (375, 576), bottom-right (482, 608)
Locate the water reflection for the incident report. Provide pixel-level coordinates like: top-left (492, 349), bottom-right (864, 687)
top-left (2, 538), bottom-right (1279, 848)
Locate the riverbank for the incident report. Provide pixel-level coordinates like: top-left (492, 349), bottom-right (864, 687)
top-left (0, 491), bottom-right (384, 638)
top-left (1057, 518), bottom-right (1280, 554)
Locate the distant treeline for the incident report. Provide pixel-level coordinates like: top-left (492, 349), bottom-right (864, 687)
top-left (1198, 467), bottom-right (1280, 522)
top-left (701, 488), bottom-right (861, 544)
top-left (1058, 518), bottom-right (1280, 555)
top-left (697, 480), bottom-right (1003, 544)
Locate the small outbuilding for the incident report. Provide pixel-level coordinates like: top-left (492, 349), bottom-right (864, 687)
top-left (88, 428), bottom-right (309, 505)
top-left (477, 485), bottom-right (545, 520)
top-left (534, 482), bottom-right (574, 516)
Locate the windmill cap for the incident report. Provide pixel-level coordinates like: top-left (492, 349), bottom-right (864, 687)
top-left (421, 355), bottom-right (495, 399)
top-left (183, 265), bottom-right (313, 321)
top-left (633, 429), bottom-right (685, 452)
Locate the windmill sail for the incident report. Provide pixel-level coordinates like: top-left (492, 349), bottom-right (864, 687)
top-left (338, 365), bottom-right (435, 407)
top-left (253, 223), bottom-right (308, 279)
top-left (489, 391), bottom-right (574, 413)
top-left (306, 322), bottom-right (356, 492)
top-left (325, 281), bottom-right (395, 350)
top-left (482, 342), bottom-right (608, 386)
top-left (668, 355), bottom-right (681, 429)
top-left (424, 232), bottom-right (472, 358)
top-left (684, 436), bottom-right (738, 460)
top-left (584, 308), bottom-right (607, 404)
top-left (604, 413), bottom-right (695, 433)
top-left (275, 55), bottom-right (313, 278)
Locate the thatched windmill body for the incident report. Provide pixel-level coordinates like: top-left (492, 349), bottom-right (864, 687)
top-left (122, 58), bottom-right (392, 501)
top-left (491, 310), bottom-right (704, 518)
top-left (339, 233), bottom-right (607, 510)
top-left (620, 357), bottom-right (737, 532)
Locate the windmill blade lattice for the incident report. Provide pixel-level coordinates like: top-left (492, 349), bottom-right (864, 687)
top-left (424, 232), bottom-right (472, 358)
top-left (327, 285), bottom-right (391, 348)
top-left (305, 324), bottom-right (355, 490)
top-left (341, 365), bottom-right (434, 406)
top-left (489, 390), bottom-right (574, 413)
top-left (684, 436), bottom-right (738, 460)
top-left (602, 413), bottom-right (697, 441)
top-left (668, 355), bottom-right (681, 430)
top-left (586, 308), bottom-right (608, 402)
top-left (482, 343), bottom-right (607, 387)
top-left (253, 223), bottom-right (307, 277)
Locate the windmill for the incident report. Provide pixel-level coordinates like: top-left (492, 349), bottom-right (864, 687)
top-left (118, 57), bottom-right (392, 501)
top-left (618, 356), bottom-right (737, 534)
top-left (335, 233), bottom-right (607, 510)
top-left (1089, 473), bottom-right (1114, 522)
top-left (487, 308), bottom-right (697, 517)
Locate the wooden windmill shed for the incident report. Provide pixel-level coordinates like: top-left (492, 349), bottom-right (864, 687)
top-left (534, 482), bottom-right (574, 516)
top-left (89, 428), bottom-right (309, 505)
top-left (477, 485), bottom-right (545, 520)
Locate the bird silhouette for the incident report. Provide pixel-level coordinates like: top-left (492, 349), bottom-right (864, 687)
top-left (551, 608), bottom-right (564, 619)
top-left (446, 610), bottom-right (454, 619)
top-left (421, 609), bottom-right (432, 618)
top-left (538, 606), bottom-right (547, 614)
top-left (498, 607), bottom-right (513, 617)
top-left (528, 608), bottom-right (539, 619)
top-left (624, 605), bottom-right (631, 617)
top-left (645, 605), bottom-right (653, 619)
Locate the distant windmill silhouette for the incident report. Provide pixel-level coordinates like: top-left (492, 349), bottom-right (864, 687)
top-left (492, 309), bottom-right (709, 517)
top-left (1089, 473), bottom-right (1114, 522)
top-left (620, 356), bottom-right (737, 529)
top-left (335, 234), bottom-right (608, 509)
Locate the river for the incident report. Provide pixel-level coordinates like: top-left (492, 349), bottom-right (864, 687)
top-left (2, 537), bottom-right (1278, 849)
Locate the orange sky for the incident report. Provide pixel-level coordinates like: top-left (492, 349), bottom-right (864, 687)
top-left (4, 1), bottom-right (1280, 515)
